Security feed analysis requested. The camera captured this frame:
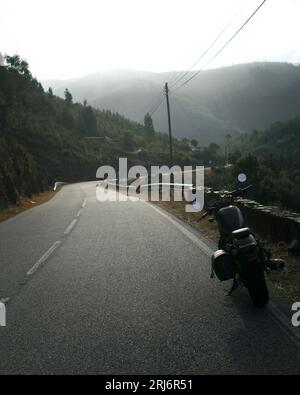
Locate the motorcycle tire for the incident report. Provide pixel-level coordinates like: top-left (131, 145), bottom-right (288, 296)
top-left (246, 270), bottom-right (269, 308)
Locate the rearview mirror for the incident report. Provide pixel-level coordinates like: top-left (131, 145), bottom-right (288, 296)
top-left (238, 173), bottom-right (247, 183)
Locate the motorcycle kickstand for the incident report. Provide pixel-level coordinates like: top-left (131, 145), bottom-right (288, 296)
top-left (225, 277), bottom-right (239, 296)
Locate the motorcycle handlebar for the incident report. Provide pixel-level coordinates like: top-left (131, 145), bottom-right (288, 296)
top-left (241, 185), bottom-right (253, 193)
top-left (204, 185), bottom-right (253, 214)
top-left (231, 184), bottom-right (253, 197)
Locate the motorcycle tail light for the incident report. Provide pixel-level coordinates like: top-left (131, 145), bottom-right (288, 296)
top-left (235, 233), bottom-right (258, 253)
top-left (247, 254), bottom-right (258, 262)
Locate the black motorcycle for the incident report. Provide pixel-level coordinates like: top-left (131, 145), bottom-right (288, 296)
top-left (202, 174), bottom-right (285, 308)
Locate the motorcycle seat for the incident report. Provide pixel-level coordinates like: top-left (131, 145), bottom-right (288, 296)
top-left (232, 227), bottom-right (250, 239)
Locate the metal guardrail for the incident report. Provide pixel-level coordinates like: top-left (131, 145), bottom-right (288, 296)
top-left (53, 182), bottom-right (66, 191)
top-left (102, 181), bottom-right (204, 204)
top-left (104, 181), bottom-right (193, 191)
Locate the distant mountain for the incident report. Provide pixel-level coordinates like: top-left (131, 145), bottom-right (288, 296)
top-left (43, 62), bottom-right (300, 146)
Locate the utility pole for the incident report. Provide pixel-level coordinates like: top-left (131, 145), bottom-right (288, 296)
top-left (164, 82), bottom-right (173, 165)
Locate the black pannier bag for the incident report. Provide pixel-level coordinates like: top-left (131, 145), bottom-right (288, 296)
top-left (211, 250), bottom-right (235, 281)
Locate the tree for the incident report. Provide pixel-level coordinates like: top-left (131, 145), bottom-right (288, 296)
top-left (0, 52), bottom-right (4, 66)
top-left (209, 143), bottom-right (220, 153)
top-left (144, 113), bottom-right (155, 137)
top-left (5, 55), bottom-right (31, 78)
top-left (64, 88), bottom-right (73, 104)
top-left (81, 106), bottom-right (98, 136)
top-left (122, 131), bottom-right (135, 151)
top-left (62, 108), bottom-right (74, 129)
top-left (191, 139), bottom-right (198, 148)
top-left (48, 87), bottom-right (54, 97)
top-left (229, 150), bottom-right (241, 164)
top-left (234, 154), bottom-right (259, 182)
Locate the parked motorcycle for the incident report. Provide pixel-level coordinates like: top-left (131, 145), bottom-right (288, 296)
top-left (202, 174), bottom-right (285, 308)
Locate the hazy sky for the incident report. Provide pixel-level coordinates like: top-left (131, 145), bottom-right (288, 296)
top-left (1, 0), bottom-right (300, 80)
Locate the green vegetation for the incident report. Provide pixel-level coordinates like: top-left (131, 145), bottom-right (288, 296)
top-left (144, 113), bottom-right (155, 138)
top-left (0, 55), bottom-right (210, 209)
top-left (205, 117), bottom-right (300, 212)
top-left (233, 117), bottom-right (300, 160)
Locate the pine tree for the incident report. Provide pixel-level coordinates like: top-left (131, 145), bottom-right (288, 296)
top-left (64, 88), bottom-right (73, 104)
top-left (144, 113), bottom-right (155, 138)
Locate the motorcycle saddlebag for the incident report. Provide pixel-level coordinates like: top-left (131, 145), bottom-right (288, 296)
top-left (211, 250), bottom-right (235, 281)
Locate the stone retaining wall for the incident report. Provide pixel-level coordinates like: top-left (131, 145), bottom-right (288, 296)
top-left (205, 190), bottom-right (300, 244)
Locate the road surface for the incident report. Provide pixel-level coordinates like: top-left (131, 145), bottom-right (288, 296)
top-left (0, 182), bottom-right (299, 374)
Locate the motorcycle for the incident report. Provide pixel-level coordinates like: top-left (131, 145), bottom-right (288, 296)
top-left (202, 174), bottom-right (285, 308)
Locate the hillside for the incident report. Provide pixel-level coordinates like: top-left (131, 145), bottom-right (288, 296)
top-left (0, 56), bottom-right (200, 209)
top-left (212, 115), bottom-right (300, 212)
top-left (44, 62), bottom-right (300, 145)
top-left (233, 116), bottom-right (300, 160)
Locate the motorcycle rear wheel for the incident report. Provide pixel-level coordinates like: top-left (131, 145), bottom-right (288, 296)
top-left (246, 270), bottom-right (269, 308)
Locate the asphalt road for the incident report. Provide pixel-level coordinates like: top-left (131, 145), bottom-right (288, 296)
top-left (0, 182), bottom-right (299, 374)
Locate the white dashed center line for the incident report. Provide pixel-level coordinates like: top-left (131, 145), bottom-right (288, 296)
top-left (27, 241), bottom-right (62, 276)
top-left (64, 218), bottom-right (78, 235)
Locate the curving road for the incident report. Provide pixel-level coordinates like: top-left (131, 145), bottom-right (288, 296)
top-left (0, 182), bottom-right (299, 374)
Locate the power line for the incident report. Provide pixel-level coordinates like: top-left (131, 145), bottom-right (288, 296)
top-left (172, 94), bottom-right (198, 131)
top-left (143, 84), bottom-right (168, 120)
top-left (149, 95), bottom-right (166, 117)
top-left (174, 0), bottom-right (268, 91)
top-left (165, 70), bottom-right (183, 87)
top-left (169, 1), bottom-right (248, 90)
top-left (148, 93), bottom-right (164, 114)
top-left (137, 92), bottom-right (165, 124)
top-left (140, 1), bottom-right (247, 122)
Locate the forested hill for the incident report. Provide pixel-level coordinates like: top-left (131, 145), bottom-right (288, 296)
top-left (219, 116), bottom-right (300, 212)
top-left (233, 117), bottom-right (300, 160)
top-left (44, 62), bottom-right (300, 145)
top-left (0, 56), bottom-right (197, 209)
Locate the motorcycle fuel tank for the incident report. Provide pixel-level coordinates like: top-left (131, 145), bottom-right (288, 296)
top-left (216, 205), bottom-right (245, 234)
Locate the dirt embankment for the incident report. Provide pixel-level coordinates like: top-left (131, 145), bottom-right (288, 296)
top-left (0, 189), bottom-right (57, 223)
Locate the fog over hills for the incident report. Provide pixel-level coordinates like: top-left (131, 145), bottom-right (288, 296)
top-left (43, 62), bottom-right (300, 146)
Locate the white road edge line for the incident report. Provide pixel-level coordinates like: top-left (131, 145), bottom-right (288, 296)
top-left (64, 218), bottom-right (78, 235)
top-left (82, 199), bottom-right (87, 208)
top-left (77, 209), bottom-right (83, 217)
top-left (27, 241), bottom-right (62, 276)
top-left (145, 201), bottom-right (300, 347)
top-left (267, 302), bottom-right (300, 345)
top-left (144, 201), bottom-right (212, 256)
